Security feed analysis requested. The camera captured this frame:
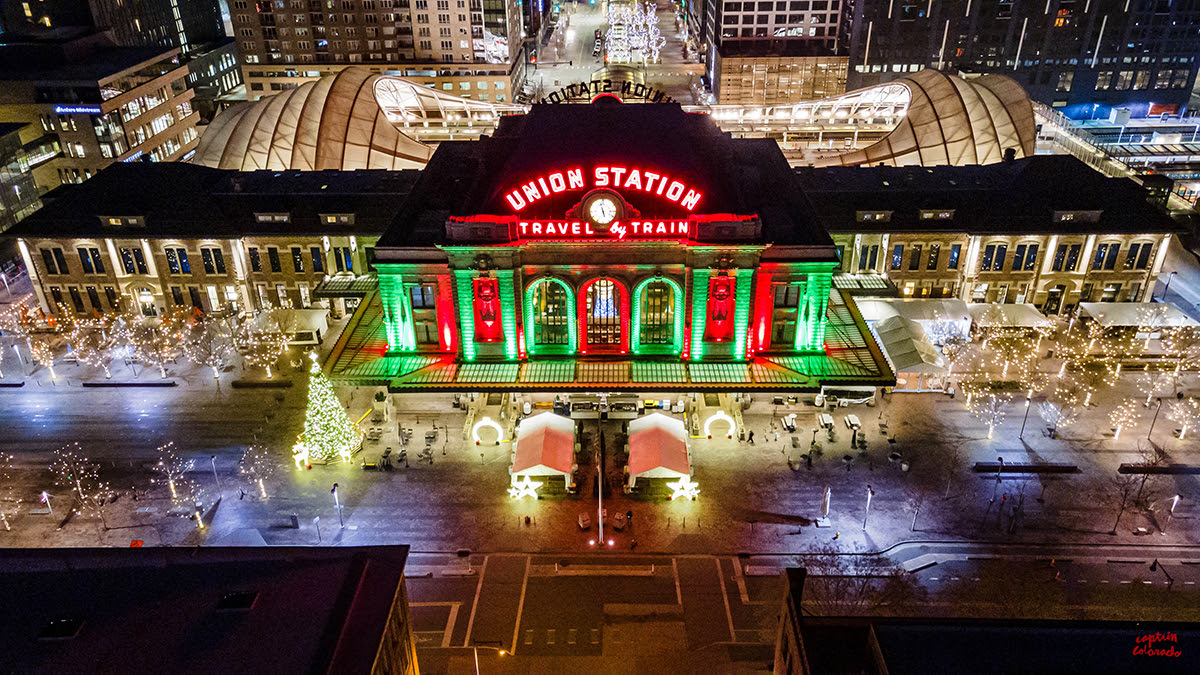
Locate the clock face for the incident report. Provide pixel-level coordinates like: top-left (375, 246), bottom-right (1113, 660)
top-left (588, 197), bottom-right (618, 225)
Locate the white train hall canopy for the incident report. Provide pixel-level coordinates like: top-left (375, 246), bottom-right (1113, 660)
top-left (193, 68), bottom-right (1036, 172)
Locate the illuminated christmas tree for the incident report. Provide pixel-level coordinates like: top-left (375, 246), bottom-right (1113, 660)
top-left (302, 354), bottom-right (361, 462)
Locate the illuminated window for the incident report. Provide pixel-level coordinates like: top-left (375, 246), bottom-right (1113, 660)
top-left (532, 282), bottom-right (570, 345)
top-left (586, 279), bottom-right (621, 346)
top-left (639, 281), bottom-right (675, 345)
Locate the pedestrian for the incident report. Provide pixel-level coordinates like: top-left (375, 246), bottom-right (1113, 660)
top-left (626, 509), bottom-right (633, 526)
top-left (833, 531), bottom-right (840, 540)
top-left (748, 430), bottom-right (755, 445)
top-left (631, 539), bottom-right (638, 550)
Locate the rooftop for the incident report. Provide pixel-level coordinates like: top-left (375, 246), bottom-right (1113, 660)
top-left (795, 155), bottom-right (1182, 235)
top-left (0, 546), bottom-right (410, 674)
top-left (7, 162), bottom-right (421, 239)
top-left (377, 102), bottom-right (835, 250)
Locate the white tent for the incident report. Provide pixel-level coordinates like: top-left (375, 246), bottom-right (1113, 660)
top-left (1079, 302), bottom-right (1199, 329)
top-left (510, 413), bottom-right (576, 489)
top-left (873, 316), bottom-right (946, 374)
top-left (969, 303), bottom-right (1054, 330)
top-left (626, 413), bottom-right (690, 489)
top-left (854, 298), bottom-right (972, 339)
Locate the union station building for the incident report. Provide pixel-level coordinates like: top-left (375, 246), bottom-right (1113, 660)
top-left (7, 91), bottom-right (1180, 395)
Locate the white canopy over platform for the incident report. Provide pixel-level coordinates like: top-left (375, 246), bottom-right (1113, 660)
top-left (969, 303), bottom-right (1054, 330)
top-left (1079, 302), bottom-right (1199, 328)
top-left (855, 298), bottom-right (971, 338)
top-left (511, 413), bottom-right (576, 488)
top-left (627, 413), bottom-right (690, 488)
top-left (873, 316), bottom-right (946, 374)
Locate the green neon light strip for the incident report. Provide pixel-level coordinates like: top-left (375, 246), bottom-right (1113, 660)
top-left (378, 270), bottom-right (415, 352)
top-left (631, 276), bottom-right (684, 356)
top-left (497, 270), bottom-right (519, 360)
top-left (732, 269), bottom-right (754, 360)
top-left (690, 269), bottom-right (710, 361)
top-left (803, 272), bottom-right (832, 351)
top-left (453, 270), bottom-right (477, 361)
top-left (524, 277), bottom-right (577, 355)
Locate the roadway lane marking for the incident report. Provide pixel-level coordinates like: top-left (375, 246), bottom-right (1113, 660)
top-left (732, 556), bottom-right (751, 604)
top-left (462, 555), bottom-right (488, 647)
top-left (715, 558), bottom-right (736, 643)
top-left (444, 602), bottom-right (461, 648)
top-left (509, 555), bottom-right (532, 655)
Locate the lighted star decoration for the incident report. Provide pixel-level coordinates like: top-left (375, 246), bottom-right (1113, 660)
top-left (667, 478), bottom-right (700, 501)
top-left (508, 475), bottom-right (543, 500)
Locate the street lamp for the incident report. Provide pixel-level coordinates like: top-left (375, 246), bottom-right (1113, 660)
top-left (991, 457), bottom-right (1004, 503)
top-left (1150, 559), bottom-right (1174, 586)
top-left (1148, 397), bottom-right (1165, 441)
top-left (472, 645), bottom-right (508, 674)
top-left (862, 484), bottom-right (875, 530)
top-left (1160, 271), bottom-right (1178, 301)
top-left (210, 455), bottom-right (222, 492)
top-left (1163, 494), bottom-right (1181, 535)
top-left (332, 483), bottom-right (344, 528)
top-left (1019, 394), bottom-right (1033, 439)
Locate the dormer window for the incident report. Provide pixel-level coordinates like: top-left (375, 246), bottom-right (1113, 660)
top-left (100, 216), bottom-right (144, 227)
top-left (919, 209), bottom-right (954, 220)
top-left (855, 211), bottom-right (892, 223)
top-left (322, 213), bottom-right (355, 225)
top-left (255, 213), bottom-right (291, 223)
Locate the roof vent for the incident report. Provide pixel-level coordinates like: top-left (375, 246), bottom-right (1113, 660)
top-left (216, 591), bottom-right (259, 611)
top-left (39, 619), bottom-right (84, 641)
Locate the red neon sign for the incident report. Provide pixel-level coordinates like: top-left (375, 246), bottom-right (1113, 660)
top-left (504, 166), bottom-right (703, 212)
top-left (517, 220), bottom-right (691, 240)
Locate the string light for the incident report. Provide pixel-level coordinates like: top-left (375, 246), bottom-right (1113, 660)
top-left (606, 2), bottom-right (666, 65)
top-left (301, 353), bottom-right (363, 462)
top-left (236, 313), bottom-right (291, 378)
top-left (1108, 398), bottom-right (1142, 441)
top-left (240, 444), bottom-right (275, 499)
top-left (151, 441), bottom-right (196, 505)
top-left (49, 442), bottom-right (115, 529)
top-left (0, 452), bottom-right (18, 531)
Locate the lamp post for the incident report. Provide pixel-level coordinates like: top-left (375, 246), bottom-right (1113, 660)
top-left (991, 457), bottom-right (1004, 503)
top-left (1147, 397), bottom-right (1164, 441)
top-left (210, 455), bottom-right (222, 492)
top-left (1020, 394), bottom-right (1033, 439)
top-left (1160, 271), bottom-right (1177, 301)
top-left (1163, 494), bottom-right (1181, 535)
top-left (862, 485), bottom-right (875, 530)
top-left (1150, 558), bottom-right (1174, 586)
top-left (472, 645), bottom-right (508, 674)
top-left (332, 483), bottom-right (344, 528)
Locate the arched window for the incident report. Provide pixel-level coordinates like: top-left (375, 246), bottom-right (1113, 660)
top-left (532, 281), bottom-right (570, 345)
top-left (586, 279), bottom-right (621, 345)
top-left (639, 280), bottom-right (675, 345)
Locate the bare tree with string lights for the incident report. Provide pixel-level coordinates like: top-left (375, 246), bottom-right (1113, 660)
top-left (962, 381), bottom-right (1011, 440)
top-left (183, 314), bottom-right (236, 380)
top-left (0, 452), bottom-right (19, 531)
top-left (49, 443), bottom-right (115, 529)
top-left (236, 313), bottom-right (291, 378)
top-left (126, 310), bottom-right (186, 379)
top-left (151, 442), bottom-right (196, 507)
top-left (66, 317), bottom-right (119, 379)
top-left (1107, 398), bottom-right (1143, 442)
top-left (1167, 397), bottom-right (1200, 441)
top-left (239, 445), bottom-right (276, 499)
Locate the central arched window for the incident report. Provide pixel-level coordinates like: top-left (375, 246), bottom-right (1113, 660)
top-left (586, 279), bottom-right (621, 345)
top-left (532, 281), bottom-right (570, 345)
top-left (639, 280), bottom-right (675, 345)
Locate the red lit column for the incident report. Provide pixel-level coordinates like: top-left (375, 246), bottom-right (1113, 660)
top-left (751, 269), bottom-right (774, 355)
top-left (435, 274), bottom-right (459, 354)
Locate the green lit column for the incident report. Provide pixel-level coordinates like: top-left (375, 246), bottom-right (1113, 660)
top-left (378, 270), bottom-right (415, 352)
top-left (799, 270), bottom-right (833, 351)
top-left (732, 269), bottom-right (754, 360)
top-left (496, 269), bottom-right (520, 360)
top-left (453, 269), bottom-right (477, 361)
top-left (689, 269), bottom-right (710, 360)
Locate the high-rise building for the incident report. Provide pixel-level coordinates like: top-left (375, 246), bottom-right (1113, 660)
top-left (0, 32), bottom-right (201, 192)
top-left (1, 0), bottom-right (226, 55)
top-left (227, 0), bottom-right (526, 102)
top-left (695, 0), bottom-right (850, 104)
top-left (844, 0), bottom-right (1200, 118)
top-left (0, 123), bottom-right (49, 234)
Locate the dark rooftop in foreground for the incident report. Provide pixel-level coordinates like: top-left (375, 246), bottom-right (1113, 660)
top-left (796, 154), bottom-right (1182, 235)
top-left (7, 162), bottom-right (420, 239)
top-left (0, 546), bottom-right (412, 674)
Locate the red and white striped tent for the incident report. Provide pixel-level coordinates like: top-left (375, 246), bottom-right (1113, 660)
top-left (627, 413), bottom-right (691, 489)
top-left (510, 413), bottom-right (576, 489)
